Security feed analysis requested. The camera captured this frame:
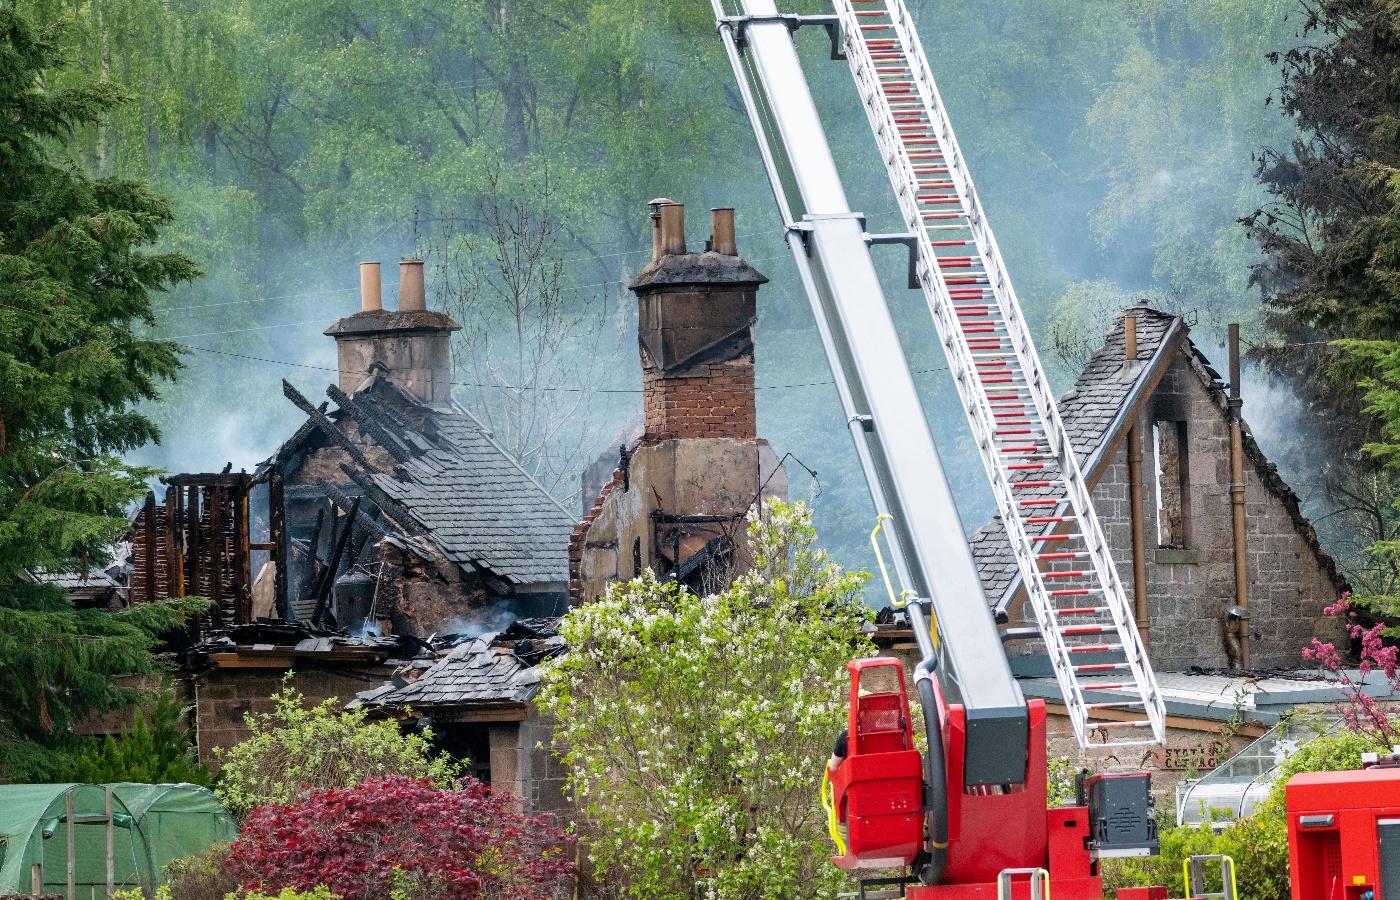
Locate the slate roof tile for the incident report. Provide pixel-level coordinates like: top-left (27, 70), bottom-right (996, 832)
top-left (285, 377), bottom-right (574, 585)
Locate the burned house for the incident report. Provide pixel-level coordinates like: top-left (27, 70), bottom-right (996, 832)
top-left (968, 304), bottom-right (1347, 674)
top-left (570, 203), bottom-right (787, 602)
top-left (265, 259), bottom-right (574, 637)
top-left (351, 617), bottom-right (569, 812)
top-left (179, 259), bottom-right (576, 759)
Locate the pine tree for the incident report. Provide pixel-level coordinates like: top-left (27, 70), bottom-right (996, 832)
top-left (1244, 0), bottom-right (1400, 457)
top-left (0, 5), bottom-right (204, 780)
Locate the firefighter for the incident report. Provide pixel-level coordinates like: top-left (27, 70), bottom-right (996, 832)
top-left (828, 728), bottom-right (849, 773)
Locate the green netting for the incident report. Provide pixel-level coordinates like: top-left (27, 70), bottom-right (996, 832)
top-left (0, 784), bottom-right (237, 896)
top-left (0, 784), bottom-right (149, 897)
top-left (110, 783), bottom-right (238, 878)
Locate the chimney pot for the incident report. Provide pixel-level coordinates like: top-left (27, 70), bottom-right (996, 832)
top-left (711, 208), bottom-right (737, 256)
top-left (1124, 314), bottom-right (1138, 363)
top-left (648, 197), bottom-right (674, 263)
top-left (399, 259), bottom-right (426, 312)
top-left (360, 262), bottom-right (382, 312)
top-left (659, 204), bottom-right (686, 257)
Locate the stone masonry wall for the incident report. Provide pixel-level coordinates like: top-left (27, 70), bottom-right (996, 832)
top-left (193, 665), bottom-right (396, 761)
top-left (1083, 353), bottom-right (1346, 672)
top-left (642, 358), bottom-right (755, 441)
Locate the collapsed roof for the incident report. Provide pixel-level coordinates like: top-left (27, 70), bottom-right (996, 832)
top-left (268, 375), bottom-right (574, 588)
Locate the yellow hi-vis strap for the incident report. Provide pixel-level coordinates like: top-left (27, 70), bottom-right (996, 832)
top-left (870, 514), bottom-right (915, 609)
top-left (821, 767), bottom-right (847, 857)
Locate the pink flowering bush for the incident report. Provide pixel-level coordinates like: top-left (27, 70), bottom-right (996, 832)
top-left (1303, 593), bottom-right (1400, 744)
top-left (225, 776), bottom-right (575, 900)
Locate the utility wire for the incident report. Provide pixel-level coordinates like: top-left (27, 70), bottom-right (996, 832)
top-left (182, 344), bottom-right (950, 393)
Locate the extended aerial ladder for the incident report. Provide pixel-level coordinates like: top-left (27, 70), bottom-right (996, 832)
top-left (710, 0), bottom-right (1169, 895)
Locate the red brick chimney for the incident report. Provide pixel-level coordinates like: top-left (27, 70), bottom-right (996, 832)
top-left (628, 204), bottom-right (767, 441)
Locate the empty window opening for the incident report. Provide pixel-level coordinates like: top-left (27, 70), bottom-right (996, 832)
top-left (1153, 420), bottom-right (1192, 548)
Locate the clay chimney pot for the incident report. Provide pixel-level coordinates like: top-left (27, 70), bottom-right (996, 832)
top-left (360, 262), bottom-right (382, 312)
top-left (399, 259), bottom-right (426, 312)
top-left (711, 208), bottom-right (737, 256)
top-left (659, 204), bottom-right (686, 257)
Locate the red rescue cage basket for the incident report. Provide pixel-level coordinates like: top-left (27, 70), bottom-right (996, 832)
top-left (826, 657), bottom-right (925, 870)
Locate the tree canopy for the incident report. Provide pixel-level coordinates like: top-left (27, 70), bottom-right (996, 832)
top-left (0, 4), bottom-right (201, 780)
top-left (537, 500), bottom-right (871, 900)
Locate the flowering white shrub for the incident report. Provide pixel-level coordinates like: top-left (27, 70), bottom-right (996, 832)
top-left (538, 499), bottom-right (872, 900)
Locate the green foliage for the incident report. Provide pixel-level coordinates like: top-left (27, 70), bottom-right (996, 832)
top-left (241, 888), bottom-right (341, 900)
top-left (113, 883), bottom-right (342, 900)
top-left (1046, 754), bottom-right (1079, 808)
top-left (0, 4), bottom-right (206, 781)
top-left (59, 686), bottom-right (213, 787)
top-left (161, 848), bottom-right (239, 900)
top-left (1105, 731), bottom-right (1378, 900)
top-left (213, 683), bottom-right (461, 819)
top-left (537, 499), bottom-right (872, 900)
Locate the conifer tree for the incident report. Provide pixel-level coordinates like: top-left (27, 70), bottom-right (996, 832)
top-left (1245, 0), bottom-right (1400, 455)
top-left (0, 5), bottom-right (203, 780)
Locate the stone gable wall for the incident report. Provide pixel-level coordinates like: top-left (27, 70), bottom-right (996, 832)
top-left (1085, 354), bottom-right (1346, 671)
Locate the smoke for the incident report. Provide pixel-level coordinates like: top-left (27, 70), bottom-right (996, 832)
top-left (440, 604), bottom-right (522, 642)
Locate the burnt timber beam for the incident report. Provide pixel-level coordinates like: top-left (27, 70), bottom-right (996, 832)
top-left (326, 384), bottom-right (415, 463)
top-left (282, 379), bottom-right (380, 473)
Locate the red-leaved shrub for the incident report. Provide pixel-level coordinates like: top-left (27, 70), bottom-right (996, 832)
top-left (225, 775), bottom-right (575, 900)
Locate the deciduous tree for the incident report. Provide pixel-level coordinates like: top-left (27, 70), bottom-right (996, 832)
top-left (537, 500), bottom-right (871, 900)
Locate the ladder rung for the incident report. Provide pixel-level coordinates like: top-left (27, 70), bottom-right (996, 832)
top-left (1032, 534), bottom-right (1080, 541)
top-left (1059, 623), bottom-right (1111, 635)
top-left (1073, 662), bottom-right (1129, 673)
top-left (1086, 700), bottom-right (1142, 710)
top-left (1042, 569), bottom-right (1085, 578)
top-left (1050, 587), bottom-right (1098, 596)
top-left (1067, 643), bottom-right (1123, 653)
top-left (1088, 720), bottom-right (1152, 730)
top-left (1054, 606), bottom-right (1107, 615)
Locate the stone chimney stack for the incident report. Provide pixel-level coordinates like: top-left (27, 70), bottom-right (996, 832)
top-left (325, 258), bottom-right (461, 406)
top-left (629, 204), bottom-right (768, 441)
top-left (571, 202), bottom-right (784, 606)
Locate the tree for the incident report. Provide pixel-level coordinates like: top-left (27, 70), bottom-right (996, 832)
top-left (225, 776), bottom-right (575, 900)
top-left (0, 5), bottom-right (203, 780)
top-left (536, 499), bottom-right (872, 900)
top-left (427, 164), bottom-right (624, 502)
top-left (213, 684), bottom-right (462, 819)
top-left (1244, 0), bottom-right (1400, 454)
top-left (59, 686), bottom-right (213, 786)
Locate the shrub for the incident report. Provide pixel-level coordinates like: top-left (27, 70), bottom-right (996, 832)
top-left (1102, 730), bottom-right (1377, 900)
top-left (214, 683), bottom-right (461, 819)
top-left (537, 499), bottom-right (872, 900)
top-left (225, 775), bottom-right (574, 900)
top-left (60, 687), bottom-right (213, 787)
top-left (162, 847), bottom-right (241, 900)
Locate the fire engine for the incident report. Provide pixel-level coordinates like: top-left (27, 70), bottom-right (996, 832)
top-left (706, 1), bottom-right (1395, 899)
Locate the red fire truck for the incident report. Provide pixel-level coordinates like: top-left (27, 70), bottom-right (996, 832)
top-left (1286, 756), bottom-right (1400, 900)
